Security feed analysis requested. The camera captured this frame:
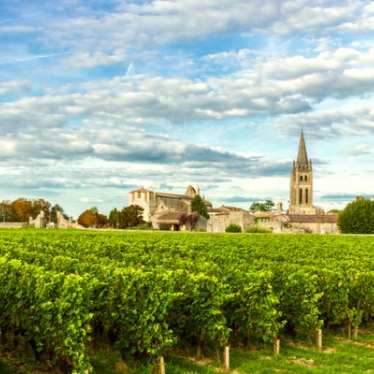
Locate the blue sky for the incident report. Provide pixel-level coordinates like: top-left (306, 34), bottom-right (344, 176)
top-left (1, 0), bottom-right (374, 217)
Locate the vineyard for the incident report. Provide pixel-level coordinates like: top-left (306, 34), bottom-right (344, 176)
top-left (0, 230), bottom-right (373, 373)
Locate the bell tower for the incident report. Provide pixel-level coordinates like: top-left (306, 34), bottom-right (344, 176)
top-left (289, 131), bottom-right (315, 215)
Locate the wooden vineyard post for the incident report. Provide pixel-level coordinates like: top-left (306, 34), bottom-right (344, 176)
top-left (159, 356), bottom-right (166, 374)
top-left (353, 327), bottom-right (358, 340)
top-left (196, 342), bottom-right (202, 359)
top-left (347, 322), bottom-right (352, 340)
top-left (315, 329), bottom-right (322, 351)
top-left (223, 346), bottom-right (230, 371)
top-left (273, 336), bottom-right (280, 356)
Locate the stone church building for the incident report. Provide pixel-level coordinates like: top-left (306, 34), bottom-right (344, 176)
top-left (255, 131), bottom-right (338, 233)
top-left (129, 185), bottom-right (214, 230)
top-left (285, 131), bottom-right (338, 233)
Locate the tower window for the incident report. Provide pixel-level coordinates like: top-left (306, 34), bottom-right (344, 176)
top-left (299, 175), bottom-right (303, 181)
top-left (305, 175), bottom-right (307, 182)
top-left (305, 188), bottom-right (309, 204)
top-left (299, 188), bottom-right (303, 204)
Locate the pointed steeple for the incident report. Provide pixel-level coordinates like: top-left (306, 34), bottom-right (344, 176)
top-left (297, 130), bottom-right (308, 165)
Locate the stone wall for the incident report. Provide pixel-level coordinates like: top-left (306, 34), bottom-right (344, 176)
top-left (29, 211), bottom-right (46, 228)
top-left (286, 222), bottom-right (338, 234)
top-left (0, 222), bottom-right (26, 229)
top-left (56, 211), bottom-right (83, 229)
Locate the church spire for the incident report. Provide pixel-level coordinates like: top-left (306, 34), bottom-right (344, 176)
top-left (297, 130), bottom-right (308, 165)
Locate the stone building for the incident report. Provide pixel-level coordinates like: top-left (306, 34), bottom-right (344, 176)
top-left (128, 185), bottom-right (212, 230)
top-left (289, 130), bottom-right (324, 215)
top-left (207, 206), bottom-right (254, 233)
top-left (249, 132), bottom-right (338, 234)
top-left (251, 204), bottom-right (287, 233)
top-left (285, 214), bottom-right (338, 234)
top-left (286, 131), bottom-right (338, 233)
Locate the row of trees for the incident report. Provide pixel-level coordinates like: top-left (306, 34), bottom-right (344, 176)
top-left (77, 205), bottom-right (146, 229)
top-left (0, 199), bottom-right (67, 223)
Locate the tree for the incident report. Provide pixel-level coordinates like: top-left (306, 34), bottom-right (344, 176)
top-left (120, 205), bottom-right (144, 228)
top-left (78, 208), bottom-right (98, 228)
top-left (50, 204), bottom-right (68, 224)
top-left (191, 195), bottom-right (209, 219)
top-left (0, 201), bottom-right (17, 222)
top-left (31, 198), bottom-right (51, 221)
top-left (10, 198), bottom-right (32, 222)
top-left (249, 200), bottom-right (275, 212)
top-left (108, 208), bottom-right (121, 228)
top-left (338, 198), bottom-right (374, 234)
top-left (179, 212), bottom-right (199, 230)
top-left (96, 213), bottom-right (108, 227)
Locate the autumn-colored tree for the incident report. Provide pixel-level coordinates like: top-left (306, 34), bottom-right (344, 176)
top-left (0, 201), bottom-right (18, 222)
top-left (0, 198), bottom-right (66, 223)
top-left (78, 208), bottom-right (107, 228)
top-left (10, 198), bottom-right (32, 222)
top-left (96, 213), bottom-right (108, 228)
top-left (78, 209), bottom-right (98, 228)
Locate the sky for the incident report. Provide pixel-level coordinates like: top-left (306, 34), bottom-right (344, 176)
top-left (1, 0), bottom-right (374, 217)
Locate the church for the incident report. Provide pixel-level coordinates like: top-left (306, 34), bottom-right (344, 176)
top-left (283, 131), bottom-right (338, 233)
top-left (128, 131), bottom-right (338, 234)
top-left (255, 131), bottom-right (338, 233)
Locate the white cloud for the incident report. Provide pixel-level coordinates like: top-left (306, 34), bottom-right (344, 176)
top-left (63, 49), bottom-right (127, 69)
top-left (0, 81), bottom-right (30, 96)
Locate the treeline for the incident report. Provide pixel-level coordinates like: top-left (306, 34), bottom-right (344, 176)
top-left (77, 205), bottom-right (147, 229)
top-left (0, 198), bottom-right (147, 229)
top-left (0, 199), bottom-right (67, 223)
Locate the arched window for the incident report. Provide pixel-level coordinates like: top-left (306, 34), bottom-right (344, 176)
top-left (299, 175), bottom-right (303, 181)
top-left (299, 188), bottom-right (303, 204)
top-left (305, 188), bottom-right (309, 204)
top-left (305, 175), bottom-right (308, 182)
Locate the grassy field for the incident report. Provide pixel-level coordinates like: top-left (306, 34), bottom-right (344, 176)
top-left (1, 325), bottom-right (372, 374)
top-left (94, 326), bottom-right (374, 374)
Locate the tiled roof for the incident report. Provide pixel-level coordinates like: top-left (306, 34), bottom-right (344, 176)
top-left (156, 192), bottom-right (192, 199)
top-left (208, 205), bottom-right (247, 213)
top-left (287, 214), bottom-right (338, 223)
top-left (154, 211), bottom-right (182, 223)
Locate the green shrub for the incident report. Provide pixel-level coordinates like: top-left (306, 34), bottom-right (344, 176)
top-left (246, 224), bottom-right (272, 233)
top-left (132, 222), bottom-right (152, 230)
top-left (225, 224), bottom-right (242, 233)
